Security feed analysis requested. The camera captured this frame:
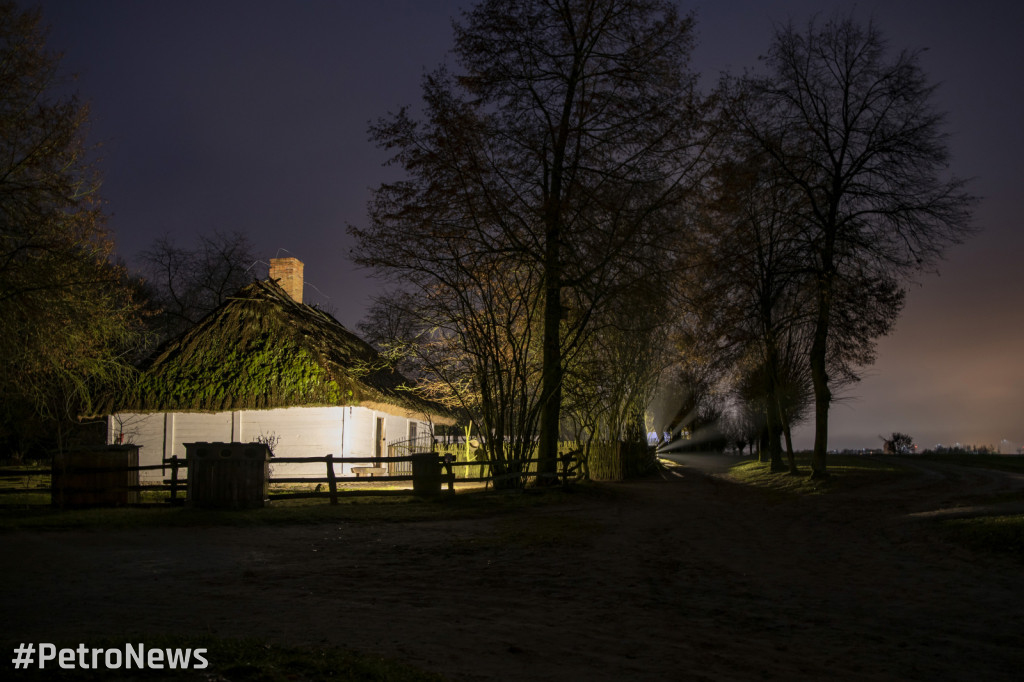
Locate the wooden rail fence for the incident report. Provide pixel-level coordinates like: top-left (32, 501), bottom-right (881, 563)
top-left (0, 450), bottom-right (582, 507)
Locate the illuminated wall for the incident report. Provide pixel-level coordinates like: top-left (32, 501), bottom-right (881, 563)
top-left (108, 406), bottom-right (430, 482)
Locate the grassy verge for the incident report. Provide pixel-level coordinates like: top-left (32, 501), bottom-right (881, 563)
top-left (728, 454), bottom-right (1024, 560)
top-left (0, 484), bottom-right (595, 531)
top-left (915, 453), bottom-right (1024, 474)
top-left (4, 635), bottom-right (447, 681)
top-left (939, 514), bottom-right (1024, 560)
top-left (0, 465), bottom-right (50, 506)
top-left (727, 454), bottom-right (908, 496)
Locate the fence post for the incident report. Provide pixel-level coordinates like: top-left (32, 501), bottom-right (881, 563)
top-left (169, 456), bottom-right (180, 504)
top-left (443, 451), bottom-right (454, 492)
top-left (326, 454), bottom-right (338, 505)
top-left (49, 456), bottom-right (62, 508)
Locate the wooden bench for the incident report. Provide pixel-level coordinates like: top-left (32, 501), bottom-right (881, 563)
top-left (352, 466), bottom-right (388, 477)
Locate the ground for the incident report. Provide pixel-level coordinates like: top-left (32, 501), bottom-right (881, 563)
top-left (3, 455), bottom-right (1023, 681)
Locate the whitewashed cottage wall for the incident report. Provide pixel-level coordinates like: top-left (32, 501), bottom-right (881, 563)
top-left (108, 406), bottom-right (430, 482)
top-left (345, 406), bottom-right (374, 459)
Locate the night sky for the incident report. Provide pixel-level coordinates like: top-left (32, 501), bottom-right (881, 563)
top-left (31, 0), bottom-right (1024, 452)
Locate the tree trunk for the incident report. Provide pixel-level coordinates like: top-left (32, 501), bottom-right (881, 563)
top-left (782, 411), bottom-right (797, 474)
top-left (768, 410), bottom-right (786, 472)
top-left (537, 209), bottom-right (563, 485)
top-left (764, 334), bottom-right (786, 473)
top-left (809, 278), bottom-right (833, 479)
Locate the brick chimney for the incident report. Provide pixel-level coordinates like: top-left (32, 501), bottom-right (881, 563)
top-left (269, 257), bottom-right (304, 304)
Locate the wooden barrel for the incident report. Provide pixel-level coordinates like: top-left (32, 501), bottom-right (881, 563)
top-left (51, 446), bottom-right (141, 508)
top-left (185, 442), bottom-right (270, 509)
top-left (410, 451), bottom-right (441, 497)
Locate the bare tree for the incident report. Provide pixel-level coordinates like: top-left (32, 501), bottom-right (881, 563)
top-left (882, 432), bottom-right (914, 455)
top-left (351, 0), bottom-right (707, 479)
top-left (138, 230), bottom-right (259, 343)
top-left (359, 265), bottom-right (547, 488)
top-left (730, 15), bottom-right (976, 477)
top-left (683, 145), bottom-right (814, 471)
top-left (562, 279), bottom-right (669, 458)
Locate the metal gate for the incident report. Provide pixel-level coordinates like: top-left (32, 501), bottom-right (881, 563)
top-left (385, 434), bottom-right (437, 475)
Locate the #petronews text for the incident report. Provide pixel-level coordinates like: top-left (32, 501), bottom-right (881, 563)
top-left (11, 642), bottom-right (208, 670)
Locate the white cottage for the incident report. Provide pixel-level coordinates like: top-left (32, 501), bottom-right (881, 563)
top-left (107, 258), bottom-right (453, 481)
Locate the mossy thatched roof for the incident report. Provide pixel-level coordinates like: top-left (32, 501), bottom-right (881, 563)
top-left (116, 279), bottom-right (452, 422)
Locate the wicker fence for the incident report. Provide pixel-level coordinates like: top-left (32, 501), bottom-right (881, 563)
top-left (584, 441), bottom-right (658, 481)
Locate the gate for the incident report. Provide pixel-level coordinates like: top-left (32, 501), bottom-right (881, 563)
top-left (386, 434), bottom-right (437, 475)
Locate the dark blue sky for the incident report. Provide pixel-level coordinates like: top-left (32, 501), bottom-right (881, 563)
top-left (32, 0), bottom-right (1024, 451)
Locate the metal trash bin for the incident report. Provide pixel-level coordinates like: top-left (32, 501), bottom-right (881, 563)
top-left (185, 442), bottom-right (270, 509)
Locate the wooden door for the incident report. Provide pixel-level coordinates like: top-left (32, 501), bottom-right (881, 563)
top-left (374, 417), bottom-right (385, 462)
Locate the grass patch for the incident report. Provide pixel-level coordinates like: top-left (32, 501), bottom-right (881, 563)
top-left (0, 492), bottom-right (51, 506)
top-left (916, 453), bottom-right (1024, 474)
top-left (4, 634), bottom-right (446, 681)
top-left (939, 514), bottom-right (1024, 559)
top-left (727, 454), bottom-right (907, 496)
top-left (0, 484), bottom-right (600, 531)
top-left (0, 464), bottom-right (50, 481)
top-left (0, 465), bottom-right (50, 506)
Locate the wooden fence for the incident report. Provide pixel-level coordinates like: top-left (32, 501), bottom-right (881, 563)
top-left (0, 440), bottom-right (655, 508)
top-left (0, 449), bottom-right (583, 508)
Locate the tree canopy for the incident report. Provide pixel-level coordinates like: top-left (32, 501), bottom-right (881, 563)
top-left (351, 0), bottom-right (706, 481)
top-left (0, 2), bottom-right (145, 456)
top-left (717, 14), bottom-right (976, 475)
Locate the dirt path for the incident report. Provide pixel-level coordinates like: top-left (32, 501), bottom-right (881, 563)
top-left (2, 458), bottom-right (1023, 681)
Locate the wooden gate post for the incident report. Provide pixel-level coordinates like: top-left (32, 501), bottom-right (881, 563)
top-left (169, 455), bottom-right (180, 504)
top-left (443, 451), bottom-right (454, 492)
top-left (326, 454), bottom-right (339, 505)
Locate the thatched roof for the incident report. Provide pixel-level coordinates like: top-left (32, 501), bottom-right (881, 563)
top-left (116, 279), bottom-right (452, 423)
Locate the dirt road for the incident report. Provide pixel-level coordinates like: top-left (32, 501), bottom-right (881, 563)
top-left (2, 457), bottom-right (1023, 681)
